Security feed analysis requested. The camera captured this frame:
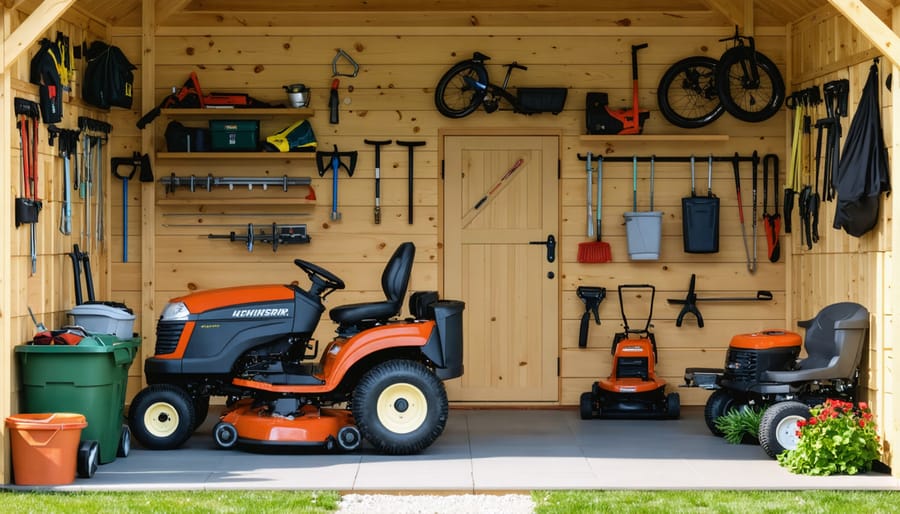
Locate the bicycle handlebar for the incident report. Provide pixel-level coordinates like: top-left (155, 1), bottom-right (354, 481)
top-left (504, 62), bottom-right (528, 71)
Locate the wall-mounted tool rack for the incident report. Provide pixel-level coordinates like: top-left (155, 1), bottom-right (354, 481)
top-left (207, 223), bottom-right (310, 252)
top-left (160, 173), bottom-right (313, 194)
top-left (575, 153), bottom-right (759, 164)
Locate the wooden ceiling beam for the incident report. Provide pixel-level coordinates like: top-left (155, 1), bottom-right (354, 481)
top-left (828, 0), bottom-right (900, 67)
top-left (156, 0), bottom-right (192, 24)
top-left (3, 0), bottom-right (75, 69)
top-left (702, 0), bottom-right (754, 33)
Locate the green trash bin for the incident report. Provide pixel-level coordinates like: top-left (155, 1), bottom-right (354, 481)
top-left (15, 335), bottom-right (141, 464)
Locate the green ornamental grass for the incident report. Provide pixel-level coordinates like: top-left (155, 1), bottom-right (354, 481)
top-left (714, 405), bottom-right (764, 445)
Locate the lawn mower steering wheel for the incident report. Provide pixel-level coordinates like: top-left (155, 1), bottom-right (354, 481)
top-left (294, 258), bottom-right (345, 296)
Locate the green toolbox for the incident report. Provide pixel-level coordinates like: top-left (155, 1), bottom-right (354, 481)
top-left (209, 119), bottom-right (260, 151)
top-left (15, 335), bottom-right (141, 464)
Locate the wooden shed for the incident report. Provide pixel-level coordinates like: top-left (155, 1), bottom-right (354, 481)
top-left (1, 0), bottom-right (897, 482)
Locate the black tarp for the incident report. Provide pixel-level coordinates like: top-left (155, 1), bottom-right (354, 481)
top-left (832, 60), bottom-right (891, 237)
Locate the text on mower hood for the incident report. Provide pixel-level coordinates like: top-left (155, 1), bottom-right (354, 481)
top-left (231, 307), bottom-right (290, 318)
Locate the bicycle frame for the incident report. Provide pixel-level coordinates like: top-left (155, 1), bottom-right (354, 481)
top-left (462, 58), bottom-right (523, 113)
top-left (720, 27), bottom-right (761, 90)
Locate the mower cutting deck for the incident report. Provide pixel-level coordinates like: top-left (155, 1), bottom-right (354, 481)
top-left (129, 243), bottom-right (465, 455)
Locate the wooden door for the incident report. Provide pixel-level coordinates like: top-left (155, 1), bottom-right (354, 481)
top-left (442, 135), bottom-right (559, 402)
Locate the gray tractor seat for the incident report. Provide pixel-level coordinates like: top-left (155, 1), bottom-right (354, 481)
top-left (329, 242), bottom-right (415, 325)
top-left (764, 302), bottom-right (868, 383)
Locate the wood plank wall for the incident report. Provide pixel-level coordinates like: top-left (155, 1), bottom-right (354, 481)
top-left (108, 24), bottom-right (788, 408)
top-left (2, 5), bottom-right (109, 484)
top-left (789, 4), bottom-right (896, 472)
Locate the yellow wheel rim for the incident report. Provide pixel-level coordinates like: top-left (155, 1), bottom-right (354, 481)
top-left (376, 383), bottom-right (427, 434)
top-left (144, 401), bottom-right (180, 438)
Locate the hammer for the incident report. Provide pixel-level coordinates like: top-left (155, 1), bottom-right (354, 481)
top-left (397, 140), bottom-right (426, 224)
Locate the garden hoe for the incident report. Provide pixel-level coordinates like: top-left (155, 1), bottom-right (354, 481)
top-left (316, 145), bottom-right (357, 221)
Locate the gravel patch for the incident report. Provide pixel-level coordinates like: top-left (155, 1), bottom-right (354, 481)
top-left (337, 493), bottom-right (535, 513)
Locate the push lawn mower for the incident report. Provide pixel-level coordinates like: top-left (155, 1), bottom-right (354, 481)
top-left (128, 242), bottom-right (465, 454)
top-left (683, 302), bottom-right (868, 457)
top-left (580, 284), bottom-right (680, 420)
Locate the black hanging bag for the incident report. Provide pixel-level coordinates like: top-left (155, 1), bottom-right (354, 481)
top-left (682, 155), bottom-right (720, 253)
top-left (29, 38), bottom-right (63, 123)
top-left (82, 40), bottom-right (137, 109)
top-left (832, 60), bottom-right (891, 237)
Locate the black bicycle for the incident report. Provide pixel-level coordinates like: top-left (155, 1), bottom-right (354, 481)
top-left (657, 28), bottom-right (785, 128)
top-left (434, 52), bottom-right (566, 118)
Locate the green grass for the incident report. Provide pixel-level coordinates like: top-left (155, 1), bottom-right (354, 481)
top-left (532, 490), bottom-right (900, 514)
top-left (0, 490), bottom-right (340, 514)
top-left (3, 490), bottom-right (900, 513)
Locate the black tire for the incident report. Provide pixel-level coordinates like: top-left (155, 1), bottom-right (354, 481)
top-left (579, 392), bottom-right (595, 420)
top-left (715, 47), bottom-right (785, 123)
top-left (704, 389), bottom-right (739, 436)
top-left (77, 440), bottom-right (99, 479)
top-left (666, 392), bottom-right (681, 419)
top-left (759, 401), bottom-right (810, 458)
top-left (337, 425), bottom-right (362, 452)
top-left (117, 425), bottom-right (131, 458)
top-left (213, 421), bottom-right (238, 449)
top-left (351, 359), bottom-right (448, 455)
top-left (128, 384), bottom-right (196, 450)
top-left (192, 395), bottom-right (210, 431)
top-left (657, 56), bottom-right (725, 129)
top-left (434, 60), bottom-right (488, 118)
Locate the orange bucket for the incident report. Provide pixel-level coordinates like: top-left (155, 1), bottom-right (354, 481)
top-left (6, 413), bottom-right (87, 485)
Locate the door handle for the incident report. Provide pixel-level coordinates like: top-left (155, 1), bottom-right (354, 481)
top-left (529, 234), bottom-right (556, 263)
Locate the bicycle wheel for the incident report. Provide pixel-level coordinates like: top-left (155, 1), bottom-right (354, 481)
top-left (715, 47), bottom-right (785, 123)
top-left (657, 56), bottom-right (724, 129)
top-left (434, 60), bottom-right (488, 118)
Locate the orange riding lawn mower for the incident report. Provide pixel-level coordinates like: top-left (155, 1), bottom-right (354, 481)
top-left (683, 302), bottom-right (869, 458)
top-left (127, 242), bottom-right (465, 454)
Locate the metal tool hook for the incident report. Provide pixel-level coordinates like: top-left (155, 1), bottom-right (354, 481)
top-left (332, 48), bottom-right (359, 77)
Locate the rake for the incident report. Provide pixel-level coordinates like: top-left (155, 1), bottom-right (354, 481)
top-left (578, 153), bottom-right (612, 263)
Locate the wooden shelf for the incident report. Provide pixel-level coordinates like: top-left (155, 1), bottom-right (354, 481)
top-left (579, 134), bottom-right (730, 142)
top-left (157, 198), bottom-right (315, 206)
top-left (157, 152), bottom-right (316, 160)
top-left (160, 108), bottom-right (314, 118)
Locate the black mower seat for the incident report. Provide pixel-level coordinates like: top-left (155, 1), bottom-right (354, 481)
top-left (764, 302), bottom-right (868, 383)
top-left (329, 242), bottom-right (415, 325)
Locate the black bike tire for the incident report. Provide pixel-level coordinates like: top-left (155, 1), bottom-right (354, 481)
top-left (715, 47), bottom-right (785, 123)
top-left (657, 56), bottom-right (725, 129)
top-left (434, 60), bottom-right (488, 119)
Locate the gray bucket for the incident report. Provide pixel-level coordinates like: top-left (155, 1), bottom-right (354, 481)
top-left (624, 156), bottom-right (663, 260)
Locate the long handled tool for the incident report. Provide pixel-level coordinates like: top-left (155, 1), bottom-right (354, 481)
top-left (462, 158), bottom-right (524, 227)
top-left (315, 145), bottom-right (357, 221)
top-left (732, 153), bottom-right (755, 273)
top-left (364, 139), bottom-right (392, 224)
top-left (397, 140), bottom-right (426, 224)
top-left (112, 153), bottom-right (139, 262)
top-left (762, 154), bottom-right (781, 262)
top-left (750, 151), bottom-right (759, 273)
top-left (15, 98), bottom-right (41, 275)
top-left (576, 153), bottom-right (612, 263)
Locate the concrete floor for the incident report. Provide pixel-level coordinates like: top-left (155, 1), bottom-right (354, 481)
top-left (10, 407), bottom-right (899, 492)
